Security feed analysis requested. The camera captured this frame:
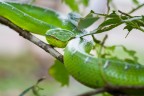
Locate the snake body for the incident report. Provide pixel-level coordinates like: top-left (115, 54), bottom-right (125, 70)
top-left (64, 38), bottom-right (144, 87)
top-left (0, 2), bottom-right (80, 47)
top-left (64, 38), bottom-right (144, 95)
top-left (1, 2), bottom-right (144, 95)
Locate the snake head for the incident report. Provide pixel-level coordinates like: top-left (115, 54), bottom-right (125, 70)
top-left (45, 28), bottom-right (75, 48)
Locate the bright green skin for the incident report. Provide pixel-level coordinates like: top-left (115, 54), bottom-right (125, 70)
top-left (1, 2), bottom-right (144, 95)
top-left (64, 38), bottom-right (144, 95)
top-left (0, 2), bottom-right (80, 47)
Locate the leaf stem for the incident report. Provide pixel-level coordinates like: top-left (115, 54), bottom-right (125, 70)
top-left (128, 3), bottom-right (144, 14)
top-left (98, 35), bottom-right (108, 58)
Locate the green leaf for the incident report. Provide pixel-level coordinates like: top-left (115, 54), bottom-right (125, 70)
top-left (101, 45), bottom-right (116, 58)
top-left (120, 45), bottom-right (138, 62)
top-left (96, 12), bottom-right (122, 33)
top-left (124, 25), bottom-right (133, 32)
top-left (99, 18), bottom-right (120, 27)
top-left (122, 16), bottom-right (144, 35)
top-left (49, 60), bottom-right (69, 86)
top-left (68, 11), bottom-right (99, 30)
top-left (81, 0), bottom-right (89, 6)
top-left (78, 11), bottom-right (99, 29)
top-left (106, 45), bottom-right (138, 64)
top-left (63, 0), bottom-right (79, 11)
top-left (68, 12), bottom-right (81, 26)
top-left (97, 21), bottom-right (121, 33)
top-left (89, 11), bottom-right (144, 34)
top-left (123, 25), bottom-right (134, 37)
top-left (132, 0), bottom-right (139, 5)
top-left (95, 40), bottom-right (139, 64)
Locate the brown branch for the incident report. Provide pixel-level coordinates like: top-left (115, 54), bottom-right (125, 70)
top-left (0, 16), bottom-right (108, 96)
top-left (78, 85), bottom-right (144, 96)
top-left (0, 16), bottom-right (107, 96)
top-left (0, 16), bottom-right (63, 63)
top-left (77, 88), bottom-right (106, 96)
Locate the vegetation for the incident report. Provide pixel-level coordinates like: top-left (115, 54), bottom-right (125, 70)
top-left (0, 0), bottom-right (144, 96)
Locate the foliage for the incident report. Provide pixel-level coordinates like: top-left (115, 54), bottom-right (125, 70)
top-left (49, 60), bottom-right (69, 86)
top-left (20, 78), bottom-right (45, 96)
top-left (49, 1), bottom-right (144, 95)
top-left (132, 0), bottom-right (140, 5)
top-left (62, 0), bottom-right (89, 11)
top-left (1, 0), bottom-right (144, 96)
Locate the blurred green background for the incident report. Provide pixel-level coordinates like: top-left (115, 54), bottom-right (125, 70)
top-left (1, 0), bottom-right (144, 96)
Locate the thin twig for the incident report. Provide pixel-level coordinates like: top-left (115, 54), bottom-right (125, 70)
top-left (78, 85), bottom-right (144, 96)
top-left (77, 88), bottom-right (106, 96)
top-left (19, 78), bottom-right (45, 96)
top-left (0, 16), bottom-right (63, 63)
top-left (107, 0), bottom-right (111, 14)
top-left (118, 10), bottom-right (144, 29)
top-left (128, 3), bottom-right (144, 14)
top-left (98, 35), bottom-right (108, 58)
top-left (118, 10), bottom-right (132, 17)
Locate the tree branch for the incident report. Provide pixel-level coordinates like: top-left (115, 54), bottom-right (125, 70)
top-left (78, 85), bottom-right (144, 96)
top-left (77, 88), bottom-right (106, 96)
top-left (0, 16), bottom-right (107, 96)
top-left (0, 16), bottom-right (63, 63)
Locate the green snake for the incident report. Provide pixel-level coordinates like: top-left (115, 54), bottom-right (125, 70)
top-left (1, 2), bottom-right (144, 95)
